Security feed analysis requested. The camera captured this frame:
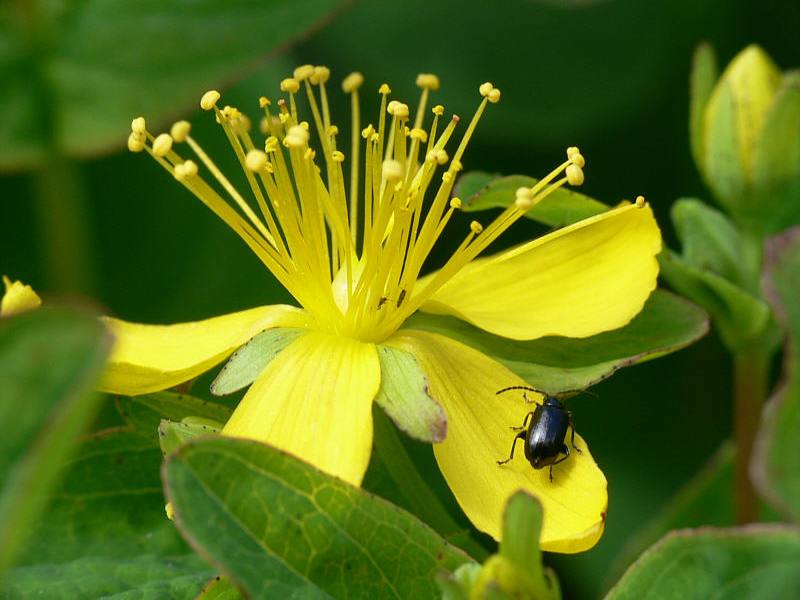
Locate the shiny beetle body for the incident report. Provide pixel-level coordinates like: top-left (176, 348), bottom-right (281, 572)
top-left (496, 386), bottom-right (581, 481)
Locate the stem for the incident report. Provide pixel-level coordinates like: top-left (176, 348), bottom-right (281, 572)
top-left (32, 157), bottom-right (95, 294)
top-left (372, 408), bottom-right (489, 560)
top-left (733, 348), bottom-right (770, 523)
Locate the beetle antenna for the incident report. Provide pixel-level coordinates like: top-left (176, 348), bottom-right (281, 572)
top-left (496, 385), bottom-right (542, 396)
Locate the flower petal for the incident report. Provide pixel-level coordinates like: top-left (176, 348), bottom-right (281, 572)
top-left (1, 276), bottom-right (42, 317)
top-left (100, 305), bottom-right (309, 395)
top-left (222, 330), bottom-right (380, 486)
top-left (421, 202), bottom-right (661, 340)
top-left (388, 330), bottom-right (607, 553)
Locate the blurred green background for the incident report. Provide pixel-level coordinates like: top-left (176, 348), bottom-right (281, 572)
top-left (1, 0), bottom-right (798, 597)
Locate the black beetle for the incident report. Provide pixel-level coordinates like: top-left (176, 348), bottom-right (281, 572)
top-left (495, 385), bottom-right (582, 482)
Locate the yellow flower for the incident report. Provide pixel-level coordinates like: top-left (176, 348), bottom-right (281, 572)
top-left (109, 67), bottom-right (661, 553)
top-left (1, 276), bottom-right (41, 317)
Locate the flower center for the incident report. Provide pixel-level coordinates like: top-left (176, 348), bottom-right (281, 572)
top-left (128, 66), bottom-right (586, 342)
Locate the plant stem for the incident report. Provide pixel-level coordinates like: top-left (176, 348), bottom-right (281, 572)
top-left (372, 408), bottom-right (489, 560)
top-left (32, 157), bottom-right (95, 294)
top-left (733, 347), bottom-right (770, 523)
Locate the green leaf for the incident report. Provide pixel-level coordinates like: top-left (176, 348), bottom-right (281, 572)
top-left (660, 250), bottom-right (771, 350)
top-left (1, 428), bottom-right (212, 598)
top-left (210, 327), bottom-right (305, 395)
top-left (457, 173), bottom-right (608, 228)
top-left (197, 576), bottom-right (244, 600)
top-left (752, 71), bottom-right (800, 233)
top-left (405, 290), bottom-right (708, 393)
top-left (689, 43), bottom-right (719, 170)
top-left (754, 226), bottom-right (800, 521)
top-left (671, 198), bottom-right (751, 287)
top-left (605, 525), bottom-right (800, 599)
top-left (158, 418), bottom-right (222, 457)
top-left (0, 0), bottom-right (347, 169)
top-left (609, 442), bottom-right (735, 585)
top-left (0, 308), bottom-right (110, 575)
top-left (375, 345), bottom-right (447, 443)
top-left (116, 391), bottom-right (232, 441)
top-left (164, 436), bottom-right (473, 599)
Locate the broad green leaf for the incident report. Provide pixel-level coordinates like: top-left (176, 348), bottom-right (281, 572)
top-left (197, 576), bottom-right (245, 600)
top-left (1, 428), bottom-right (212, 598)
top-left (116, 391), bottom-right (232, 441)
top-left (158, 418), bottom-right (222, 457)
top-left (608, 442), bottom-right (734, 585)
top-left (605, 525), bottom-right (800, 599)
top-left (754, 226), bottom-right (800, 520)
top-left (0, 0), bottom-right (348, 169)
top-left (164, 436), bottom-right (473, 599)
top-left (660, 250), bottom-right (771, 350)
top-left (671, 198), bottom-right (753, 287)
top-left (404, 290), bottom-right (708, 393)
top-left (375, 345), bottom-right (447, 443)
top-left (0, 308), bottom-right (110, 575)
top-left (752, 71), bottom-right (800, 233)
top-left (457, 173), bottom-right (608, 227)
top-left (210, 327), bottom-right (305, 395)
top-left (689, 43), bottom-right (719, 170)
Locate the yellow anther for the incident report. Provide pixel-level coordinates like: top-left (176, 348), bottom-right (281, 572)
top-left (245, 149), bottom-right (268, 172)
top-left (152, 133), bottom-right (173, 157)
top-left (442, 172), bottom-right (453, 183)
top-left (566, 164), bottom-right (585, 186)
top-left (515, 187), bottom-right (535, 210)
top-left (127, 132), bottom-right (145, 153)
top-left (409, 128), bottom-right (428, 143)
top-left (170, 120), bottom-right (191, 143)
top-left (278, 112), bottom-right (291, 125)
top-left (479, 82), bottom-right (494, 97)
top-left (387, 101), bottom-right (410, 120)
top-left (259, 117), bottom-right (270, 135)
top-left (332, 150), bottom-right (345, 162)
top-left (285, 125), bottom-right (310, 148)
top-left (470, 220), bottom-right (484, 234)
top-left (435, 149), bottom-right (449, 165)
top-left (293, 64), bottom-right (315, 81)
top-left (635, 195), bottom-right (646, 208)
top-left (570, 152), bottom-right (586, 168)
top-left (200, 90), bottom-right (221, 111)
top-left (379, 83), bottom-right (391, 95)
top-left (382, 159), bottom-right (404, 182)
top-left (342, 72), bottom-right (364, 93)
top-left (450, 197), bottom-right (462, 209)
top-left (131, 117), bottom-right (146, 134)
top-left (280, 78), bottom-right (300, 93)
top-left (165, 503), bottom-right (175, 521)
top-left (432, 105), bottom-right (445, 117)
top-left (416, 73), bottom-right (441, 90)
top-left (403, 126), bottom-right (410, 137)
top-left (265, 162), bottom-right (274, 174)
top-left (451, 159), bottom-right (463, 172)
top-left (299, 121), bottom-right (310, 130)
top-left (174, 160), bottom-right (198, 181)
top-left (488, 88), bottom-right (501, 103)
top-left (259, 96), bottom-right (271, 108)
top-left (361, 124), bottom-right (375, 139)
top-left (312, 66), bottom-right (330, 84)
top-left (327, 125), bottom-right (339, 137)
top-left (567, 146), bottom-right (580, 158)
top-left (265, 137), bottom-right (279, 153)
top-left (370, 132), bottom-right (380, 143)
top-left (304, 148), bottom-right (315, 161)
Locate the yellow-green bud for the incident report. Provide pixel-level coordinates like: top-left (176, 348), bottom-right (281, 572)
top-left (692, 44), bottom-right (800, 232)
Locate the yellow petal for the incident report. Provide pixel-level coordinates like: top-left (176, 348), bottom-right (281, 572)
top-left (100, 305), bottom-right (309, 395)
top-left (223, 330), bottom-right (380, 486)
top-left (1, 276), bottom-right (42, 316)
top-left (421, 202), bottom-right (661, 340)
top-left (388, 330), bottom-right (607, 553)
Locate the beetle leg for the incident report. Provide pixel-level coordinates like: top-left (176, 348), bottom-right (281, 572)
top-left (548, 445), bottom-right (571, 482)
top-left (568, 412), bottom-right (582, 453)
top-left (497, 431), bottom-right (526, 466)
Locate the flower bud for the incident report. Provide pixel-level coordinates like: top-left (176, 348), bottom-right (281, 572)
top-left (692, 44), bottom-right (800, 232)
